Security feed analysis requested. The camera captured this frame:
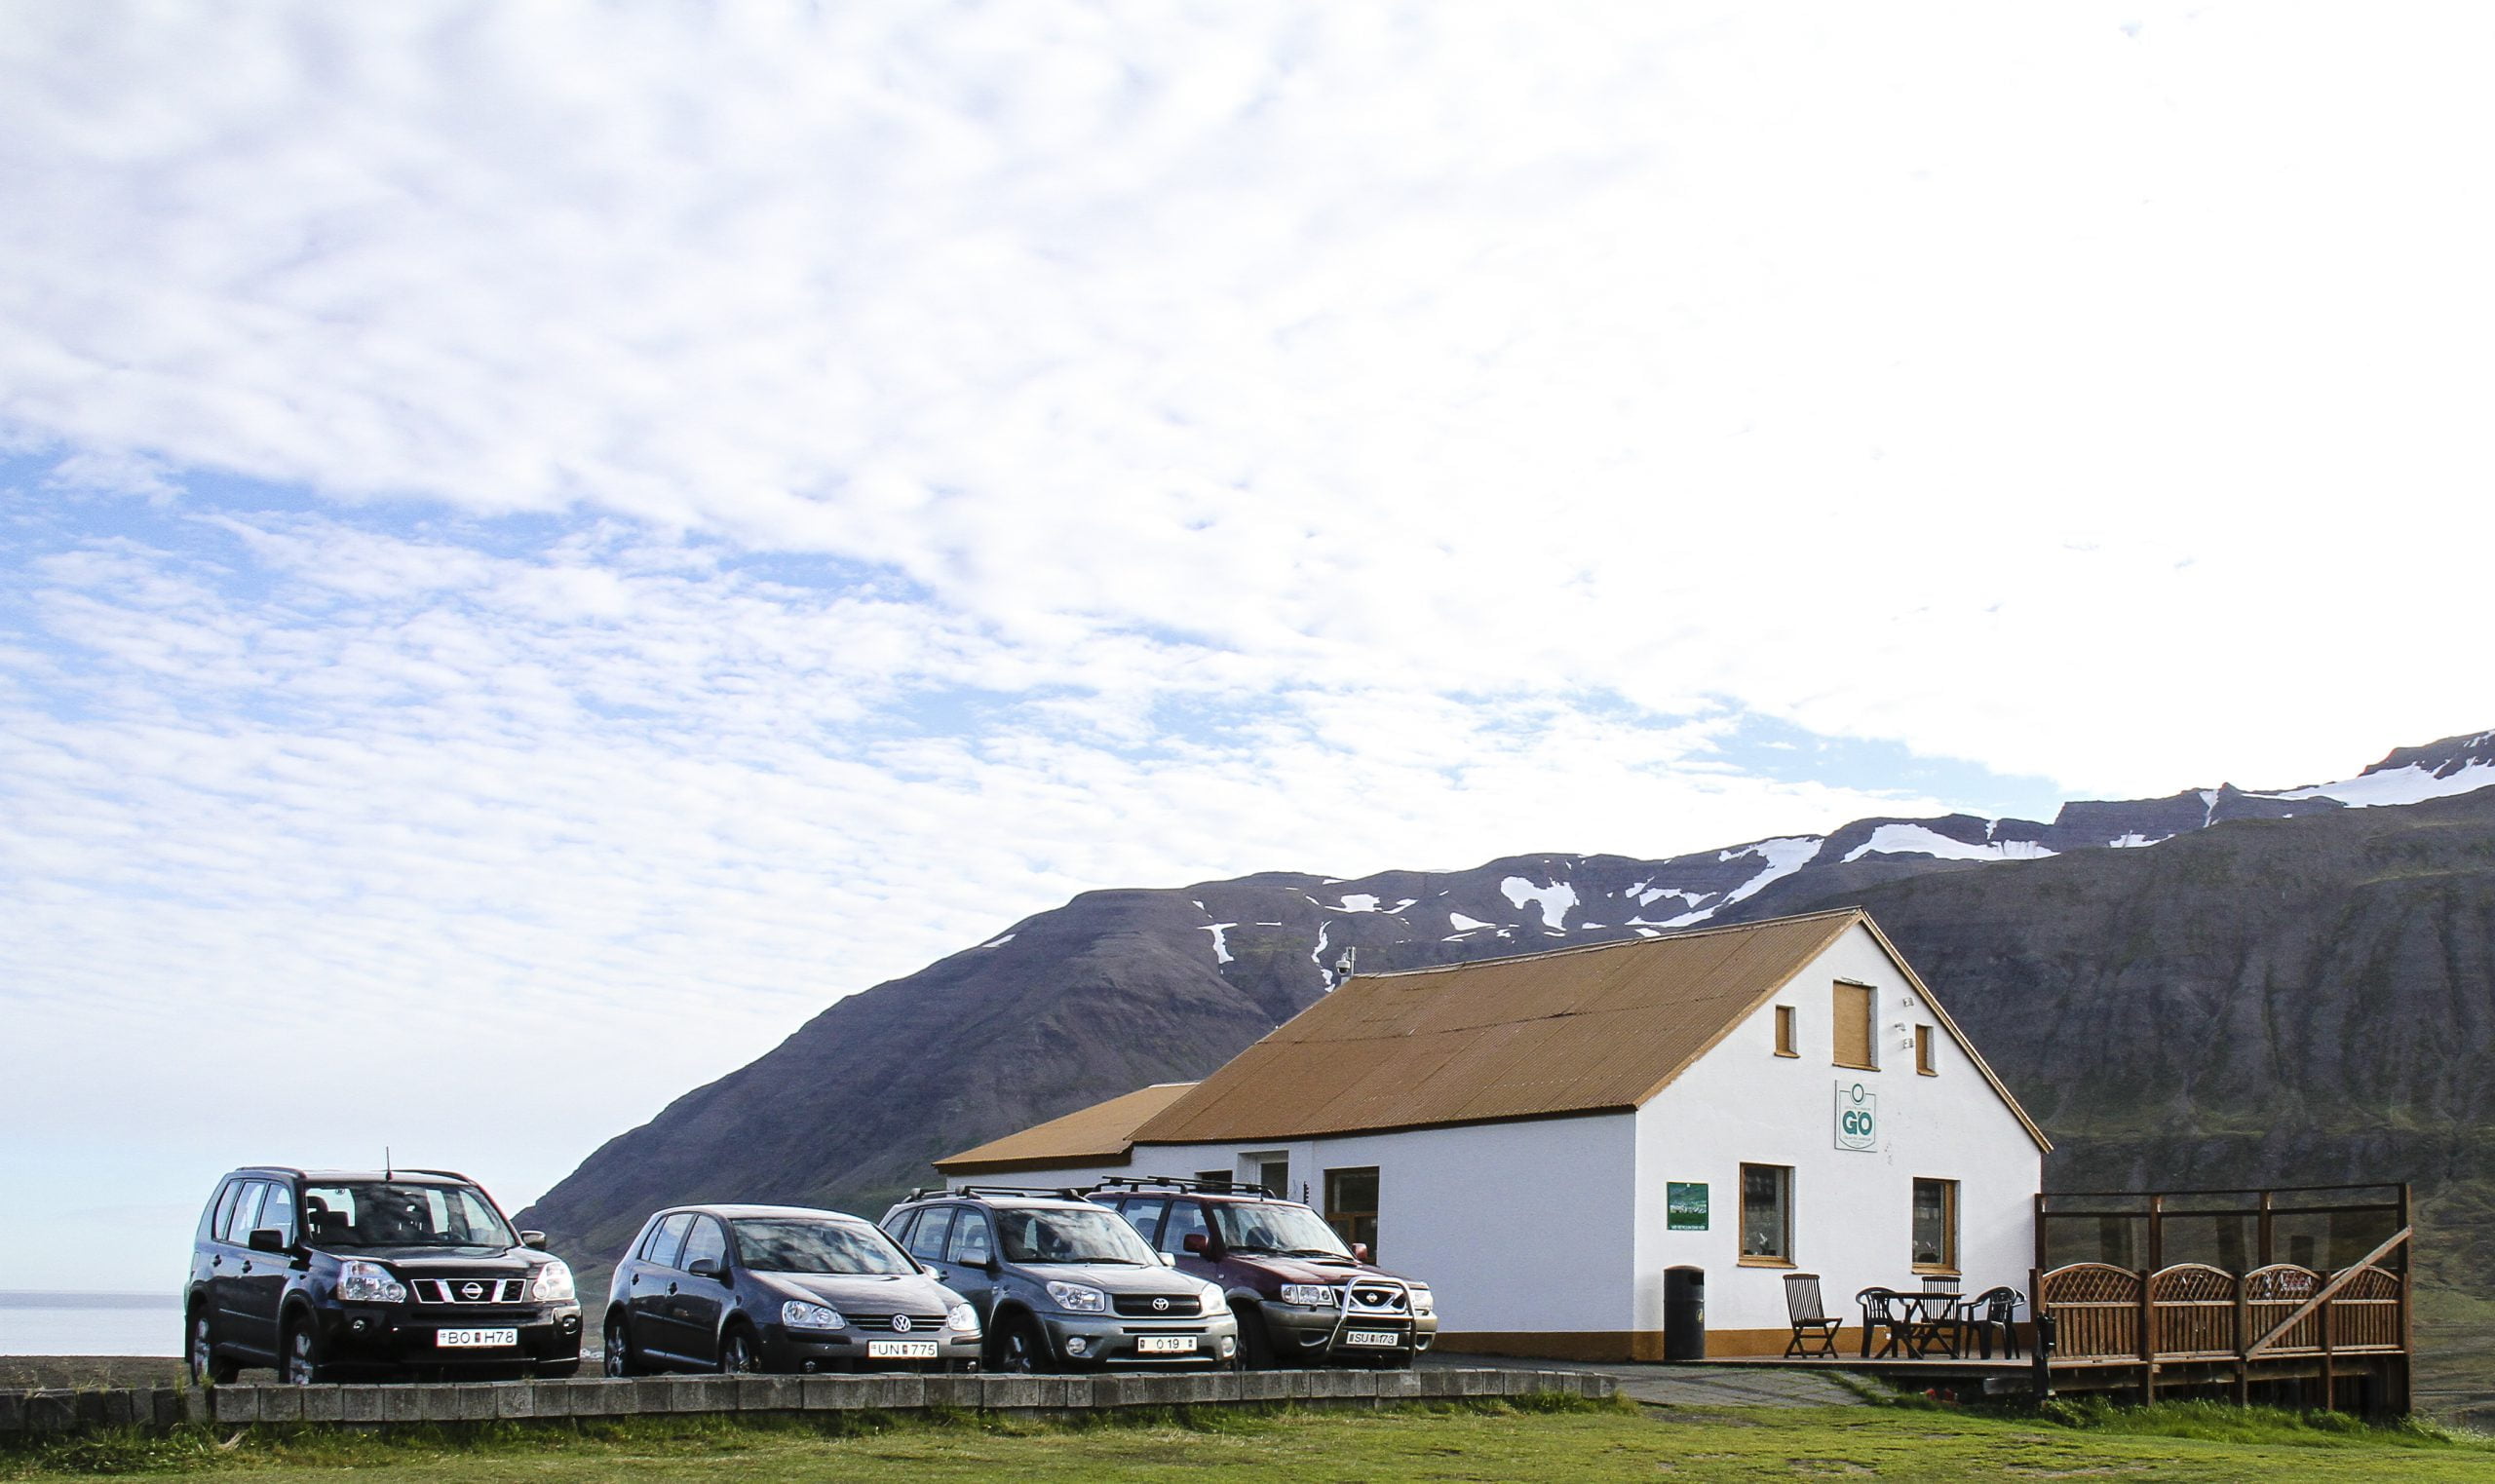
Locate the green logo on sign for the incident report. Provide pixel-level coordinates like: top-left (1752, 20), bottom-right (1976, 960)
top-left (1836, 1082), bottom-right (1878, 1151)
top-left (1666, 1182), bottom-right (1708, 1232)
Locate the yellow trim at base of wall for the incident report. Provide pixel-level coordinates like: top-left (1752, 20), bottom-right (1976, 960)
top-left (1433, 1329), bottom-right (1796, 1362)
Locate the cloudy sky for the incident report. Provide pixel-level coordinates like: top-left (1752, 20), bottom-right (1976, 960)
top-left (5, 2), bottom-right (2492, 1294)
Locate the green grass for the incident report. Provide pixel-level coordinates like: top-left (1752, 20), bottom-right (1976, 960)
top-left (4, 1397), bottom-right (2492, 1482)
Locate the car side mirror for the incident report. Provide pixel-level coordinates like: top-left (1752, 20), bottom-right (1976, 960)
top-left (248, 1227), bottom-right (288, 1255)
top-left (1159, 1252), bottom-right (1176, 1267)
top-left (687, 1257), bottom-right (723, 1280)
top-left (1352, 1243), bottom-right (1370, 1263)
top-left (1182, 1233), bottom-right (1209, 1255)
top-left (920, 1264), bottom-right (941, 1279)
top-left (520, 1231), bottom-right (548, 1250)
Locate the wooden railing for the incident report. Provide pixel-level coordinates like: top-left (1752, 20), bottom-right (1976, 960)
top-left (2036, 1236), bottom-right (2410, 1363)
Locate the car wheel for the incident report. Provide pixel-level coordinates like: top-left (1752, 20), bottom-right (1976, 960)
top-left (603, 1312), bottom-right (637, 1378)
top-left (284, 1318), bottom-right (327, 1385)
top-left (187, 1310), bottom-right (238, 1387)
top-left (994, 1314), bottom-right (1048, 1374)
top-left (1230, 1305), bottom-right (1274, 1370)
top-left (718, 1325), bottom-right (760, 1375)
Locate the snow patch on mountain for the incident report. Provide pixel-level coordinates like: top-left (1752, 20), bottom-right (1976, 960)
top-left (1717, 837), bottom-right (1825, 908)
top-left (1201, 924), bottom-right (1235, 964)
top-left (1500, 877), bottom-right (1580, 931)
top-left (1448, 911), bottom-right (1493, 931)
top-left (1842, 824), bottom-right (2057, 864)
top-left (1337, 894), bottom-right (1380, 912)
top-left (2278, 762), bottom-right (2495, 810)
top-left (2107, 833), bottom-right (2169, 849)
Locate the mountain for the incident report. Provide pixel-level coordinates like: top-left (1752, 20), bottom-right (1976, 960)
top-left (520, 730), bottom-right (2495, 1299)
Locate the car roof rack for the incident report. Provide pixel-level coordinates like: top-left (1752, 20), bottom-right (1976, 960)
top-left (1089, 1174), bottom-right (1279, 1199)
top-left (915, 1184), bottom-right (1086, 1201)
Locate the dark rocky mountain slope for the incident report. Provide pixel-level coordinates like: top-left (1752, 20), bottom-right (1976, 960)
top-left (521, 732), bottom-right (2495, 1299)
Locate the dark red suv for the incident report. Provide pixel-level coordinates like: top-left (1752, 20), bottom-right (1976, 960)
top-left (1089, 1178), bottom-right (1438, 1368)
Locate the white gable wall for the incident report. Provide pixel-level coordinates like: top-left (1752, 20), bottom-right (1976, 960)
top-left (1632, 922), bottom-right (2042, 1349)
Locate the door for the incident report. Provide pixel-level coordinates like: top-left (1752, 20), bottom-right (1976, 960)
top-left (940, 1211), bottom-right (999, 1319)
top-left (628, 1213), bottom-right (695, 1365)
top-left (213, 1181), bottom-right (281, 1359)
top-left (1156, 1200), bottom-right (1215, 1280)
top-left (903, 1208), bottom-right (960, 1312)
top-left (671, 1216), bottom-right (731, 1365)
top-left (238, 1181), bottom-right (298, 1356)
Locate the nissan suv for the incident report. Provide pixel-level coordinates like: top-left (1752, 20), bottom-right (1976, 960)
top-left (184, 1166), bottom-right (583, 1383)
top-left (1090, 1177), bottom-right (1437, 1368)
top-left (881, 1188), bottom-right (1240, 1372)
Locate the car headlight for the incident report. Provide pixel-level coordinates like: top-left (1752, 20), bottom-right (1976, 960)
top-left (529, 1259), bottom-right (575, 1304)
top-left (335, 1259), bottom-right (406, 1305)
top-left (947, 1303), bottom-right (979, 1333)
top-left (1045, 1280), bottom-right (1107, 1313)
top-left (1410, 1286), bottom-right (1434, 1315)
top-left (1280, 1284), bottom-right (1338, 1308)
top-left (1200, 1282), bottom-right (1227, 1309)
top-left (782, 1300), bottom-right (845, 1331)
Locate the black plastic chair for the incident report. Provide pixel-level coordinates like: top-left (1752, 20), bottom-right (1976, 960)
top-left (1958, 1286), bottom-right (2023, 1359)
top-left (1855, 1287), bottom-right (1906, 1358)
top-left (1782, 1273), bottom-right (1842, 1357)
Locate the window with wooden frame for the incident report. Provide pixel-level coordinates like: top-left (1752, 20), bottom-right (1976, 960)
top-left (1914, 1025), bottom-right (1937, 1076)
top-left (1832, 981), bottom-right (1876, 1070)
top-left (1324, 1167), bottom-right (1380, 1259)
top-left (1738, 1163), bottom-right (1793, 1266)
top-left (1773, 1005), bottom-right (1798, 1057)
top-left (1912, 1178), bottom-right (1959, 1274)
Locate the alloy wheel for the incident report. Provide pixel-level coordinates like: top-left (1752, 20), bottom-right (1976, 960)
top-left (286, 1325), bottom-right (321, 1386)
top-left (720, 1330), bottom-right (757, 1374)
top-left (603, 1316), bottom-right (632, 1378)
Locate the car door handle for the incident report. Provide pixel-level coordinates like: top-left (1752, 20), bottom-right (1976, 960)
top-left (667, 1282), bottom-right (678, 1295)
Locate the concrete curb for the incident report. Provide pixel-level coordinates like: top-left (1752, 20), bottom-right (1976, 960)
top-left (0, 1368), bottom-right (1614, 1436)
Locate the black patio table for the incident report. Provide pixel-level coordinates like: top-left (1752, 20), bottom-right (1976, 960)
top-left (1890, 1289), bottom-right (1965, 1358)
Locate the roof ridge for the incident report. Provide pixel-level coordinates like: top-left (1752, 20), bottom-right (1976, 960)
top-left (1351, 905), bottom-right (1865, 980)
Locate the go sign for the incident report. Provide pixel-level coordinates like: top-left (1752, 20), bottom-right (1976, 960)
top-left (1834, 1082), bottom-right (1878, 1152)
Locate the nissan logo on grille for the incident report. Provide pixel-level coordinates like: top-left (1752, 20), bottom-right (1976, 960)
top-left (460, 1282), bottom-right (484, 1301)
top-left (1151, 1297), bottom-right (1169, 1313)
top-left (890, 1314), bottom-right (912, 1333)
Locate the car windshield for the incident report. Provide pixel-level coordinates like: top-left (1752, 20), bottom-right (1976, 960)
top-left (1211, 1201), bottom-right (1354, 1258)
top-left (300, 1183), bottom-right (515, 1249)
top-left (994, 1206), bottom-right (1158, 1265)
top-left (733, 1219), bottom-right (917, 1275)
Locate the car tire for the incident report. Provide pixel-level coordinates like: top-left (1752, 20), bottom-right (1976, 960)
top-left (603, 1312), bottom-right (638, 1378)
top-left (283, 1316), bottom-right (327, 1386)
top-left (717, 1324), bottom-right (761, 1375)
top-left (1230, 1304), bottom-right (1273, 1370)
top-left (187, 1309), bottom-right (238, 1387)
top-left (993, 1313), bottom-right (1049, 1374)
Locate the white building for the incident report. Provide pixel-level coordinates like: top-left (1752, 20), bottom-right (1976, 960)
top-left (937, 907), bottom-right (2050, 1360)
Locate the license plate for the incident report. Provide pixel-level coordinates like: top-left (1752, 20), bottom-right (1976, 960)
top-left (1345, 1330), bottom-right (1401, 1348)
top-left (436, 1328), bottom-right (518, 1349)
top-left (1135, 1335), bottom-right (1198, 1354)
top-left (865, 1340), bottom-right (940, 1359)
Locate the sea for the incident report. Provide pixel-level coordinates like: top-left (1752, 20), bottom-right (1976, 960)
top-left (0, 1292), bottom-right (181, 1356)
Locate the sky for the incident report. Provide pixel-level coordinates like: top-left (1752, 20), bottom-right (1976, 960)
top-left (4, 1), bottom-right (2493, 1297)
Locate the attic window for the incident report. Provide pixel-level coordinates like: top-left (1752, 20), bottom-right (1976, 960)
top-left (1832, 982), bottom-right (1876, 1071)
top-left (1915, 1025), bottom-right (1937, 1077)
top-left (1773, 1006), bottom-right (1797, 1058)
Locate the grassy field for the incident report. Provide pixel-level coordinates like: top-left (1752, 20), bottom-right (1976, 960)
top-left (4, 1398), bottom-right (2491, 1482)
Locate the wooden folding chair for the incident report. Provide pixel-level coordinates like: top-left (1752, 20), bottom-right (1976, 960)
top-left (1783, 1273), bottom-right (1843, 1357)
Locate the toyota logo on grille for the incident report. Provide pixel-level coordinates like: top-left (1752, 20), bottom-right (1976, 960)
top-left (1151, 1297), bottom-right (1169, 1313)
top-left (890, 1314), bottom-right (911, 1333)
top-left (460, 1282), bottom-right (484, 1301)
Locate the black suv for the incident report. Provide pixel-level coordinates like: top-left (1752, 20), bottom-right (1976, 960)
top-left (1090, 1177), bottom-right (1437, 1368)
top-left (184, 1166), bottom-right (582, 1383)
top-left (881, 1188), bottom-right (1240, 1372)
top-left (602, 1204), bottom-right (981, 1375)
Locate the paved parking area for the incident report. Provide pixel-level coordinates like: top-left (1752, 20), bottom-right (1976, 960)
top-left (1424, 1352), bottom-right (1867, 1409)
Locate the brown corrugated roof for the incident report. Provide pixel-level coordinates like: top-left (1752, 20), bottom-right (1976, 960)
top-left (1127, 907), bottom-right (2050, 1151)
top-left (1130, 909), bottom-right (1861, 1144)
top-left (935, 1082), bottom-right (1198, 1173)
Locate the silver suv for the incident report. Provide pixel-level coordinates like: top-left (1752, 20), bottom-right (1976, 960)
top-left (881, 1188), bottom-right (1240, 1372)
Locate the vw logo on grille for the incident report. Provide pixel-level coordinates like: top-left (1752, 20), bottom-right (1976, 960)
top-left (1151, 1297), bottom-right (1169, 1313)
top-left (890, 1314), bottom-right (911, 1333)
top-left (460, 1282), bottom-right (484, 1301)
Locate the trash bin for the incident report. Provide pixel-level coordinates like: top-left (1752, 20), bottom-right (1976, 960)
top-left (1664, 1267), bottom-right (1706, 1361)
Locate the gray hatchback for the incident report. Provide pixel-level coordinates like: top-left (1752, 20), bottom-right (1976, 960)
top-left (882, 1189), bottom-right (1240, 1372)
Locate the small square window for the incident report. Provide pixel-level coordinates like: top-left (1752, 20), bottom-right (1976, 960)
top-left (1773, 1006), bottom-right (1797, 1057)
